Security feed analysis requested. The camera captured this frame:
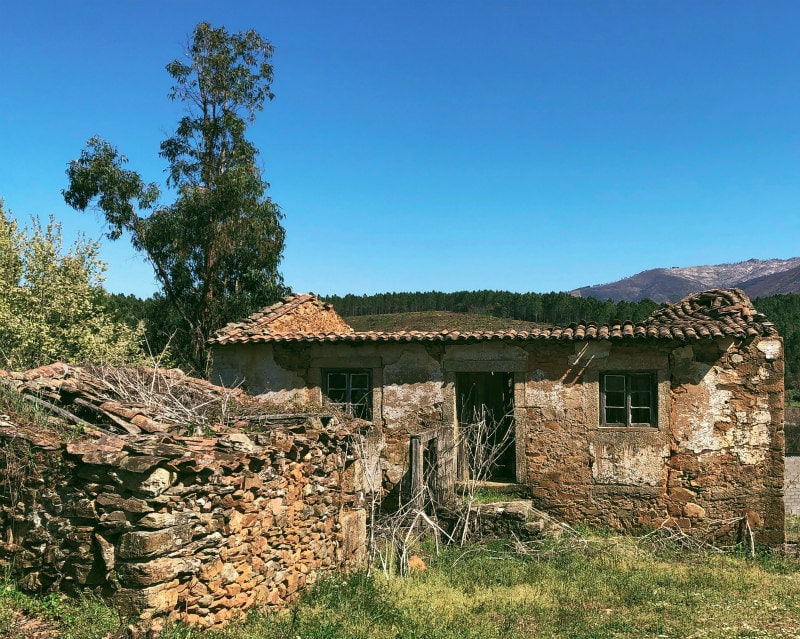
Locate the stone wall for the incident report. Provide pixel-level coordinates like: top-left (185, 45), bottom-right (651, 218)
top-left (523, 337), bottom-right (785, 545)
top-left (785, 457), bottom-right (800, 515)
top-left (784, 407), bottom-right (800, 515)
top-left (211, 341), bottom-right (450, 498)
top-left (0, 417), bottom-right (367, 633)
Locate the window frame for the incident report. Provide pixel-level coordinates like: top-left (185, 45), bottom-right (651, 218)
top-left (599, 371), bottom-right (657, 428)
top-left (322, 368), bottom-right (373, 420)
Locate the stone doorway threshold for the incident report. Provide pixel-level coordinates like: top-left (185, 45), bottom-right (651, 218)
top-left (455, 480), bottom-right (527, 497)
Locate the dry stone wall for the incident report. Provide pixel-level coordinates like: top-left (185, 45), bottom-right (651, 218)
top-left (0, 417), bottom-right (367, 633)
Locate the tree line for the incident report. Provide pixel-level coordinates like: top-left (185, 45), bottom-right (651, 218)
top-left (751, 295), bottom-right (800, 397)
top-left (5, 213), bottom-right (800, 396)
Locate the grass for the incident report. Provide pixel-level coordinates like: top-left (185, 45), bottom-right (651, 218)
top-left (0, 380), bottom-right (52, 430)
top-left (457, 485), bottom-right (527, 505)
top-left (4, 532), bottom-right (800, 638)
top-left (152, 534), bottom-right (800, 639)
top-left (150, 538), bottom-right (800, 639)
top-left (344, 312), bottom-right (548, 333)
top-left (0, 378), bottom-right (83, 442)
top-left (786, 514), bottom-right (800, 543)
top-left (0, 574), bottom-right (119, 639)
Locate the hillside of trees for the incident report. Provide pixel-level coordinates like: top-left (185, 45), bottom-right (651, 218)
top-left (751, 295), bottom-right (800, 396)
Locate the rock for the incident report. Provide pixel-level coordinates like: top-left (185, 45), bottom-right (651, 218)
top-left (94, 533), bottom-right (115, 571)
top-left (137, 513), bottom-right (178, 529)
top-left (669, 487), bottom-right (697, 503)
top-left (96, 493), bottom-right (153, 513)
top-left (122, 467), bottom-right (176, 498)
top-left (115, 582), bottom-right (180, 615)
top-left (220, 433), bottom-right (255, 453)
top-left (117, 557), bottom-right (201, 586)
top-left (118, 525), bottom-right (193, 559)
top-left (119, 456), bottom-right (168, 474)
top-left (407, 555), bottom-right (426, 572)
top-left (683, 502), bottom-right (707, 519)
top-left (219, 563), bottom-right (239, 585)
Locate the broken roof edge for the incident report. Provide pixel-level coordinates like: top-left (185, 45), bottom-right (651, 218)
top-left (208, 288), bottom-right (779, 346)
top-left (210, 292), bottom-right (354, 344)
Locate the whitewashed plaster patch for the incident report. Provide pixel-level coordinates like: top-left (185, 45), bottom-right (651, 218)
top-left (757, 339), bottom-right (782, 360)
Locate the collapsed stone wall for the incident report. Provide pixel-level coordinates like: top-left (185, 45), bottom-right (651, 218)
top-left (0, 418), bottom-right (367, 632)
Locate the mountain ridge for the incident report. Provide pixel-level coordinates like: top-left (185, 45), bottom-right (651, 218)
top-left (572, 258), bottom-right (800, 302)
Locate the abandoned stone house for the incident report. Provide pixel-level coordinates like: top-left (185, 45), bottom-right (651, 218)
top-left (210, 288), bottom-right (786, 545)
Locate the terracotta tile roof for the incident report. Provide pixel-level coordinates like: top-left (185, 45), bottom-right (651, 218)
top-left (211, 293), bottom-right (353, 344)
top-left (210, 288), bottom-right (778, 346)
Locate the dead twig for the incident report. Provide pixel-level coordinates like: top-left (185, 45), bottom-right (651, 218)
top-left (22, 394), bottom-right (93, 431)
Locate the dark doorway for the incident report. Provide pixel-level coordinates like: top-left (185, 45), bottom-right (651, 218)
top-left (456, 372), bottom-right (515, 482)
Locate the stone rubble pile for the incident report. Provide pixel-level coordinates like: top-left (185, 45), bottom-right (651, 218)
top-left (0, 362), bottom-right (271, 436)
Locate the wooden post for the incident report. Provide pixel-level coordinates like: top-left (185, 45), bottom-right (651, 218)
top-left (436, 427), bottom-right (456, 503)
top-left (410, 435), bottom-right (423, 509)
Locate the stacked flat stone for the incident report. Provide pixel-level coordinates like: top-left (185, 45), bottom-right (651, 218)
top-left (0, 416), bottom-right (367, 633)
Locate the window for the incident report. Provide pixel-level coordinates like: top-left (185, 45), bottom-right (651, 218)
top-left (600, 372), bottom-right (656, 427)
top-left (323, 369), bottom-right (372, 420)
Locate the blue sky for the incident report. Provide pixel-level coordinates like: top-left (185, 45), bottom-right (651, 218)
top-left (1, 1), bottom-right (798, 299)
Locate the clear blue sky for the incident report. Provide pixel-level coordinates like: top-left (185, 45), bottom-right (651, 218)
top-left (1, 1), bottom-right (798, 299)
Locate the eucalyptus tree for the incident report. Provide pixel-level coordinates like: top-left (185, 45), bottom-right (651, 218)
top-left (64, 22), bottom-right (287, 373)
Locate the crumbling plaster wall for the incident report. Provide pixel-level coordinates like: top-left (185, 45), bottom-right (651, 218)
top-left (521, 337), bottom-right (784, 545)
top-left (666, 337), bottom-right (784, 544)
top-left (211, 343), bottom-right (312, 404)
top-left (785, 457), bottom-right (800, 515)
top-left (521, 341), bottom-right (671, 529)
top-left (213, 342), bottom-right (449, 497)
top-left (784, 407), bottom-right (800, 515)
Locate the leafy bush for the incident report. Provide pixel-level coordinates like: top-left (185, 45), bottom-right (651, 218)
top-left (0, 201), bottom-right (144, 370)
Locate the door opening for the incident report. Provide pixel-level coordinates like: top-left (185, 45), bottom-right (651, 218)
top-left (456, 371), bottom-right (515, 482)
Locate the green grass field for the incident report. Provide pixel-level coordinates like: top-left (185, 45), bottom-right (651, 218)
top-left (344, 311), bottom-right (547, 333)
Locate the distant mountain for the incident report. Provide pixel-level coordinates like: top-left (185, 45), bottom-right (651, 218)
top-left (572, 258), bottom-right (800, 302)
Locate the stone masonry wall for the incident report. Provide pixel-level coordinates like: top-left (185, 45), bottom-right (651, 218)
top-left (212, 342), bottom-right (450, 500)
top-left (785, 457), bottom-right (800, 515)
top-left (213, 335), bottom-right (785, 546)
top-left (0, 418), bottom-right (367, 633)
top-left (523, 337), bottom-right (785, 545)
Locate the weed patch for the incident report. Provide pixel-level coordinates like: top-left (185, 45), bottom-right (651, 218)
top-left (0, 576), bottom-right (119, 639)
